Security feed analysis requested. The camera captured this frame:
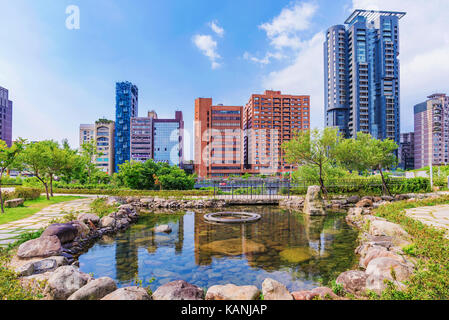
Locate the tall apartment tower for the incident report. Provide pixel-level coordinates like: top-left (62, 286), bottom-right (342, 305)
top-left (131, 111), bottom-right (157, 163)
top-left (114, 82), bottom-right (138, 172)
top-left (130, 110), bottom-right (184, 166)
top-left (324, 9), bottom-right (406, 145)
top-left (414, 94), bottom-right (449, 169)
top-left (399, 132), bottom-right (414, 170)
top-left (194, 98), bottom-right (244, 178)
top-left (95, 119), bottom-right (115, 175)
top-left (0, 86), bottom-right (13, 147)
top-left (243, 90), bottom-right (310, 175)
top-left (79, 124), bottom-right (95, 146)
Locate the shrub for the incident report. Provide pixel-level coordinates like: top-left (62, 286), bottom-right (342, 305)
top-left (90, 198), bottom-right (118, 218)
top-left (13, 187), bottom-right (41, 201)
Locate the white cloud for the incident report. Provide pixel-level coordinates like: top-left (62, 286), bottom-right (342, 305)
top-left (209, 20), bottom-right (224, 37)
top-left (193, 34), bottom-right (221, 69)
top-left (263, 32), bottom-right (325, 130)
top-left (243, 51), bottom-right (285, 65)
top-left (351, 0), bottom-right (449, 132)
top-left (246, 1), bottom-right (318, 66)
top-left (259, 1), bottom-right (318, 50)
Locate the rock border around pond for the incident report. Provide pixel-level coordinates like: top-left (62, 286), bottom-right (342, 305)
top-left (8, 193), bottom-right (440, 300)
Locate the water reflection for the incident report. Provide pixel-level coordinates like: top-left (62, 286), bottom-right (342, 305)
top-left (79, 206), bottom-right (358, 291)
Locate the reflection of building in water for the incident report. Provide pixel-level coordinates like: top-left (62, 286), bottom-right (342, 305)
top-left (194, 207), bottom-right (310, 267)
top-left (194, 207), bottom-right (357, 284)
top-left (115, 231), bottom-right (138, 283)
top-left (114, 214), bottom-right (185, 282)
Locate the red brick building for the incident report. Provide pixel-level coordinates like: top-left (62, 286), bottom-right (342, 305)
top-left (243, 90), bottom-right (310, 175)
top-left (194, 98), bottom-right (244, 178)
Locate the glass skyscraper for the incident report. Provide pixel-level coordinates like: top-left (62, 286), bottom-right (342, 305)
top-left (114, 81), bottom-right (138, 172)
top-left (153, 111), bottom-right (184, 166)
top-left (0, 86), bottom-right (13, 147)
top-left (324, 10), bottom-right (406, 145)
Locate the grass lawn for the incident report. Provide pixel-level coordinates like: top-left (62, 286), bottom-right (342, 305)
top-left (0, 196), bottom-right (85, 225)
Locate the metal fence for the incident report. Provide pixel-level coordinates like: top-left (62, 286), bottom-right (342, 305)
top-left (195, 177), bottom-right (411, 199)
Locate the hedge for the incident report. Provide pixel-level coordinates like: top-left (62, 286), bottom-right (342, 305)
top-left (288, 177), bottom-right (431, 195)
top-left (1, 187), bottom-right (41, 203)
top-left (50, 188), bottom-right (214, 198)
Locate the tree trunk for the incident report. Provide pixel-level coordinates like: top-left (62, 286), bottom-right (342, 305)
top-left (37, 175), bottom-right (50, 200)
top-left (50, 174), bottom-right (54, 197)
top-left (44, 183), bottom-right (50, 200)
top-left (319, 163), bottom-right (328, 198)
top-left (379, 167), bottom-right (392, 196)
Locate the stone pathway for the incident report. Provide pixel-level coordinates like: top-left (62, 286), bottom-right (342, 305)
top-left (406, 204), bottom-right (449, 238)
top-left (0, 198), bottom-right (95, 247)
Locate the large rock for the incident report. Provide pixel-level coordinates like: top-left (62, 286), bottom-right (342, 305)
top-left (100, 216), bottom-right (116, 228)
top-left (152, 280), bottom-right (204, 300)
top-left (365, 257), bottom-right (412, 282)
top-left (201, 238), bottom-right (266, 256)
top-left (261, 278), bottom-right (293, 300)
top-left (71, 221), bottom-right (90, 238)
top-left (303, 186), bottom-right (326, 216)
top-left (154, 224), bottom-right (172, 234)
top-left (310, 287), bottom-right (340, 300)
top-left (360, 248), bottom-right (406, 269)
top-left (101, 286), bottom-right (151, 300)
top-left (369, 220), bottom-right (411, 246)
top-left (68, 277), bottom-right (117, 300)
top-left (356, 199), bottom-right (373, 208)
top-left (20, 272), bottom-right (53, 294)
top-left (291, 290), bottom-right (319, 300)
top-left (41, 223), bottom-right (78, 244)
top-left (336, 271), bottom-right (368, 295)
top-left (206, 284), bottom-right (260, 300)
top-left (77, 213), bottom-right (100, 226)
top-left (15, 256), bottom-right (68, 277)
top-left (47, 266), bottom-right (92, 300)
top-left (17, 236), bottom-right (62, 259)
top-left (5, 198), bottom-right (25, 208)
top-left (105, 197), bottom-right (120, 207)
top-left (347, 195), bottom-right (361, 204)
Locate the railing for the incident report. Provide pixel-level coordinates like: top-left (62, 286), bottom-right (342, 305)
top-left (195, 177), bottom-right (415, 199)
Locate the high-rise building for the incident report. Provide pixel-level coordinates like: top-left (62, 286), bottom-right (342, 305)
top-left (130, 110), bottom-right (184, 166)
top-left (194, 98), bottom-right (244, 178)
top-left (114, 82), bottom-right (138, 172)
top-left (130, 111), bottom-right (157, 163)
top-left (154, 111), bottom-right (184, 166)
top-left (79, 124), bottom-right (95, 146)
top-left (324, 9), bottom-right (406, 145)
top-left (79, 120), bottom-right (115, 175)
top-left (414, 93), bottom-right (449, 169)
top-left (95, 119), bottom-right (115, 175)
top-left (399, 132), bottom-right (414, 170)
top-left (0, 86), bottom-right (13, 147)
top-left (243, 90), bottom-right (310, 175)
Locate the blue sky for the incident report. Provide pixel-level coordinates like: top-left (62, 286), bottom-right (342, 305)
top-left (1, 0), bottom-right (449, 160)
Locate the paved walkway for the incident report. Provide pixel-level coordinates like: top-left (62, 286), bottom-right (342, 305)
top-left (0, 198), bottom-right (95, 247)
top-left (406, 204), bottom-right (449, 238)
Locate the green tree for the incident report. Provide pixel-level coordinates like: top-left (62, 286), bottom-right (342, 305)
top-left (19, 141), bottom-right (53, 200)
top-left (116, 160), bottom-right (156, 190)
top-left (0, 139), bottom-right (25, 213)
top-left (282, 127), bottom-right (340, 195)
top-left (158, 166), bottom-right (195, 190)
top-left (336, 132), bottom-right (398, 195)
top-left (46, 141), bottom-right (71, 197)
top-left (80, 140), bottom-right (103, 183)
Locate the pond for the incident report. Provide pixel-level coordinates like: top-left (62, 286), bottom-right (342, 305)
top-left (78, 206), bottom-right (359, 292)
